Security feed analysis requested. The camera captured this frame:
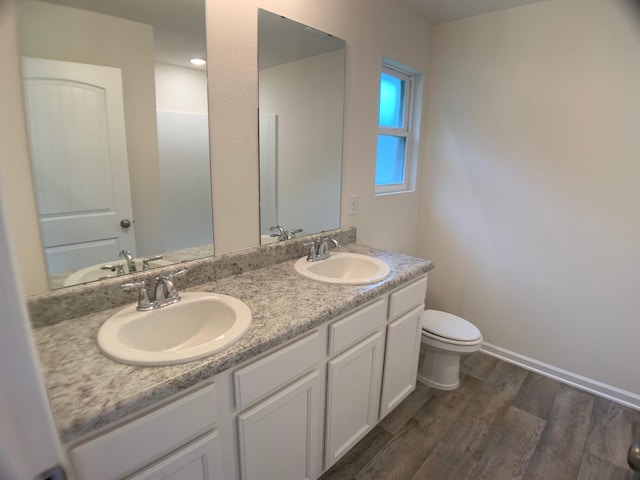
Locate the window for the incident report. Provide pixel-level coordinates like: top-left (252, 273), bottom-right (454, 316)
top-left (375, 62), bottom-right (419, 195)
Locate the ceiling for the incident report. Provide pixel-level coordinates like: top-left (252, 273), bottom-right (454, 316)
top-left (391, 0), bottom-right (548, 23)
top-left (37, 0), bottom-right (549, 69)
top-left (40, 0), bottom-right (206, 68)
top-left (258, 10), bottom-right (345, 70)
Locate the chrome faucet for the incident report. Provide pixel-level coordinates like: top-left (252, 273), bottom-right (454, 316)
top-left (121, 268), bottom-right (188, 311)
top-left (119, 250), bottom-right (137, 273)
top-left (304, 237), bottom-right (339, 262)
top-left (154, 268), bottom-right (187, 307)
top-left (270, 225), bottom-right (304, 241)
top-left (269, 225), bottom-right (288, 241)
top-left (317, 237), bottom-right (339, 258)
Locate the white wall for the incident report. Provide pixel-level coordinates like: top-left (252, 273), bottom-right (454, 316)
top-left (3, 0), bottom-right (432, 291)
top-left (155, 63), bottom-right (214, 252)
top-left (155, 62), bottom-right (208, 114)
top-left (259, 50), bottom-right (344, 235)
top-left (207, 0), bottom-right (432, 254)
top-left (0, 4), bottom-right (66, 476)
top-left (418, 0), bottom-right (640, 397)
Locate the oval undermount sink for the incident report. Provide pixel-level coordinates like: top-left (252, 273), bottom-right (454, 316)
top-left (97, 292), bottom-right (252, 366)
top-left (63, 258), bottom-right (173, 286)
top-left (294, 252), bottom-right (391, 285)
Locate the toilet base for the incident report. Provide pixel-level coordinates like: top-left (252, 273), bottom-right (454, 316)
top-left (417, 372), bottom-right (460, 390)
top-left (417, 347), bottom-right (463, 391)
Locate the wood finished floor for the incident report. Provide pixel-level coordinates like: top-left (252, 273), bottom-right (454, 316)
top-left (320, 351), bottom-right (640, 480)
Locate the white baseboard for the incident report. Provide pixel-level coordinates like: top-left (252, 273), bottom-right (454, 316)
top-left (480, 342), bottom-right (640, 411)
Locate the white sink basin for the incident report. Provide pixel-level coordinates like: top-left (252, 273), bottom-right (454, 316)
top-left (294, 252), bottom-right (391, 285)
top-left (63, 258), bottom-right (173, 286)
top-left (97, 292), bottom-right (252, 366)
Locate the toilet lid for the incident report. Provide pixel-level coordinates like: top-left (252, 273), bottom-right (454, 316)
top-left (422, 310), bottom-right (481, 342)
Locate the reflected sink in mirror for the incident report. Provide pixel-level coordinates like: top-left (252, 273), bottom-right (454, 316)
top-left (294, 252), bottom-right (391, 285)
top-left (62, 257), bottom-right (173, 287)
top-left (260, 235), bottom-right (279, 245)
top-left (97, 292), bottom-right (252, 366)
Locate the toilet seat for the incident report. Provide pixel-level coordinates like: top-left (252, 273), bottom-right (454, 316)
top-left (422, 310), bottom-right (482, 345)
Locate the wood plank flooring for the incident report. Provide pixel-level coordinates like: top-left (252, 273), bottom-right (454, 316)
top-left (320, 352), bottom-right (640, 480)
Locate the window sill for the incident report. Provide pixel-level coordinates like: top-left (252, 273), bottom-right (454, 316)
top-left (374, 187), bottom-right (415, 197)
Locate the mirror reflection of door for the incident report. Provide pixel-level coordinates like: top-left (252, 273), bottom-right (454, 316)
top-left (16, 0), bottom-right (214, 289)
top-left (22, 57), bottom-right (136, 274)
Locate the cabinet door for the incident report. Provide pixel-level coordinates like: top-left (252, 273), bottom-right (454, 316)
top-left (130, 430), bottom-right (222, 480)
top-left (237, 370), bottom-right (322, 480)
top-left (71, 384), bottom-right (217, 480)
top-left (325, 331), bottom-right (385, 469)
top-left (379, 306), bottom-right (423, 419)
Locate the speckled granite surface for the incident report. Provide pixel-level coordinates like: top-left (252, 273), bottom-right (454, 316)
top-left (32, 242), bottom-right (432, 445)
top-left (28, 227), bottom-right (357, 328)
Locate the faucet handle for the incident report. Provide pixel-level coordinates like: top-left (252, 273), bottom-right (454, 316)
top-left (169, 268), bottom-right (188, 280)
top-left (154, 268), bottom-right (188, 283)
top-left (121, 281), bottom-right (145, 291)
top-left (101, 263), bottom-right (125, 276)
top-left (142, 255), bottom-right (163, 270)
top-left (303, 240), bottom-right (317, 261)
top-left (290, 228), bottom-right (303, 238)
top-left (121, 281), bottom-right (155, 311)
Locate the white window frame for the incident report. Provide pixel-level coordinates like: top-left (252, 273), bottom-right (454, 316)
top-left (375, 62), bottom-right (417, 195)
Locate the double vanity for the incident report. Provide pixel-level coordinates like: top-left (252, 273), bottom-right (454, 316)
top-left (29, 228), bottom-right (433, 480)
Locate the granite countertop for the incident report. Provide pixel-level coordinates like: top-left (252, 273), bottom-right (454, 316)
top-left (33, 244), bottom-right (433, 444)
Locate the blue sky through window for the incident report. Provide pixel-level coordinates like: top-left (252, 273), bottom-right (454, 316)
top-left (378, 73), bottom-right (404, 128)
top-left (375, 135), bottom-right (405, 185)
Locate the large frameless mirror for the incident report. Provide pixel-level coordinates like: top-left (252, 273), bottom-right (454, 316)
top-left (16, 0), bottom-right (214, 289)
top-left (258, 9), bottom-right (345, 245)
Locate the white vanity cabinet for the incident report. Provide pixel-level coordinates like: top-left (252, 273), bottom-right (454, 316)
top-left (69, 383), bottom-right (223, 480)
top-left (129, 430), bottom-right (222, 480)
top-left (323, 276), bottom-right (427, 469)
top-left (380, 276), bottom-right (428, 418)
top-left (323, 298), bottom-right (387, 469)
top-left (233, 331), bottom-right (324, 480)
top-left (66, 274), bottom-right (428, 480)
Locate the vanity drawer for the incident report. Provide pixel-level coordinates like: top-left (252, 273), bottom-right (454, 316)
top-left (70, 382), bottom-right (217, 480)
top-left (388, 275), bottom-right (428, 321)
top-left (328, 298), bottom-right (387, 356)
top-left (234, 331), bottom-right (322, 410)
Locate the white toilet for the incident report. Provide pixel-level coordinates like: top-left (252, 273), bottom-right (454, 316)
top-left (417, 309), bottom-right (483, 390)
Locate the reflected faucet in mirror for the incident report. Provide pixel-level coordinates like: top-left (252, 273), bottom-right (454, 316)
top-left (269, 225), bottom-right (303, 242)
top-left (119, 250), bottom-right (137, 273)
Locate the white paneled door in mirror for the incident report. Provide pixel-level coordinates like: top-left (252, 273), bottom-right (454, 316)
top-left (16, 0), bottom-right (213, 289)
top-left (22, 58), bottom-right (137, 276)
